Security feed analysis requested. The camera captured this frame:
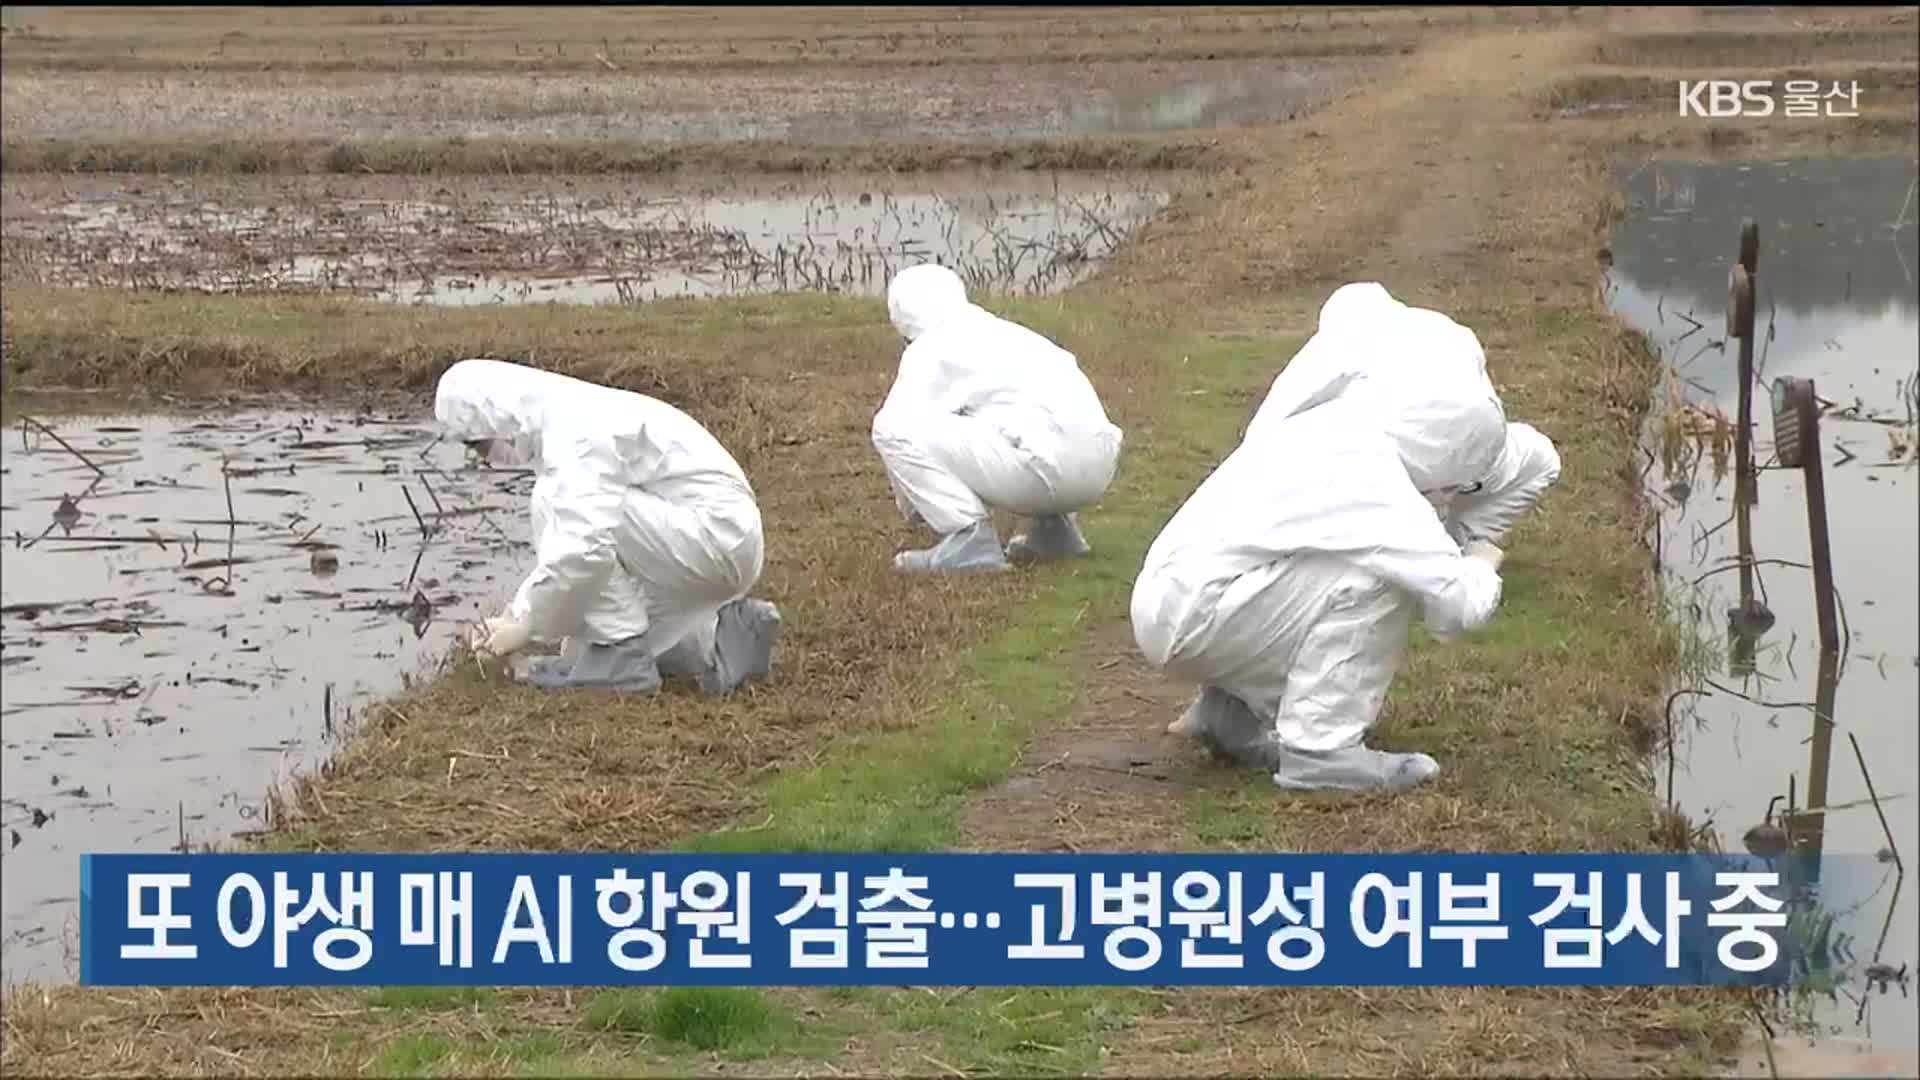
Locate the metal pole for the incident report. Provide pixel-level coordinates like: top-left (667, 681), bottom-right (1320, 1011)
top-left (1737, 221), bottom-right (1759, 510)
top-left (1735, 289), bottom-right (1757, 511)
top-left (1785, 649), bottom-right (1839, 883)
top-left (1726, 225), bottom-right (1774, 668)
top-left (1796, 381), bottom-right (1841, 656)
top-left (1768, 370), bottom-right (1842, 893)
top-left (1734, 226), bottom-right (1761, 628)
top-left (1729, 264), bottom-right (1759, 628)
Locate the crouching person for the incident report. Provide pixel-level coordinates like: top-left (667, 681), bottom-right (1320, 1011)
top-left (435, 359), bottom-right (780, 693)
top-left (1245, 281), bottom-right (1562, 556)
top-left (871, 264), bottom-right (1124, 573)
top-left (1130, 373), bottom-right (1509, 793)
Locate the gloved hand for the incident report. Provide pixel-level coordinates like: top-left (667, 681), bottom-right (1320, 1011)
top-left (1463, 539), bottom-right (1505, 571)
top-left (469, 616), bottom-right (532, 658)
top-left (1427, 550), bottom-right (1503, 642)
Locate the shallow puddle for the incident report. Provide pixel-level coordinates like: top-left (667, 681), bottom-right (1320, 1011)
top-left (1609, 156), bottom-right (1919, 1056)
top-left (1, 171), bottom-right (1172, 302)
top-left (0, 409), bottom-right (531, 984)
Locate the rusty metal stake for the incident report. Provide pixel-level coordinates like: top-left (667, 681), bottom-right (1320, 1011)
top-left (1727, 258), bottom-right (1766, 660)
top-left (1785, 648), bottom-right (1839, 882)
top-left (1770, 372), bottom-right (1842, 892)
top-left (1737, 221), bottom-right (1759, 519)
top-left (1771, 376), bottom-right (1841, 655)
top-left (1729, 262), bottom-right (1759, 516)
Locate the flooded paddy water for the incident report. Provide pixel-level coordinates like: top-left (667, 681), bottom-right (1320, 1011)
top-left (1, 171), bottom-right (1174, 302)
top-left (0, 57), bottom-right (1375, 143)
top-left (0, 408), bottom-right (532, 984)
top-left (1608, 156), bottom-right (1919, 1065)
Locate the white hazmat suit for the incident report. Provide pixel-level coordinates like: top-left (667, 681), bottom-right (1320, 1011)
top-left (1246, 283), bottom-right (1561, 551)
top-left (1131, 370), bottom-right (1510, 792)
top-left (871, 264), bottom-right (1124, 572)
top-left (435, 359), bottom-right (780, 694)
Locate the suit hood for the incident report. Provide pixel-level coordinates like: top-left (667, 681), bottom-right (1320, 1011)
top-left (887, 264), bottom-right (972, 342)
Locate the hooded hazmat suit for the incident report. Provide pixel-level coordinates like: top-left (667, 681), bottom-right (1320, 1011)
top-left (871, 264), bottom-right (1124, 572)
top-left (434, 359), bottom-right (779, 694)
top-left (1246, 283), bottom-right (1561, 551)
top-left (1131, 368), bottom-right (1509, 792)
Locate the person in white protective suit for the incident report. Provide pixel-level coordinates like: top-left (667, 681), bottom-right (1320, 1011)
top-left (1243, 282), bottom-right (1562, 554)
top-left (1130, 368), bottom-right (1511, 793)
top-left (870, 264), bottom-right (1124, 572)
top-left (435, 359), bottom-right (781, 694)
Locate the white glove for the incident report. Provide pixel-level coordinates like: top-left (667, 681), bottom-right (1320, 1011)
top-left (469, 616), bottom-right (532, 658)
top-left (1427, 553), bottom-right (1503, 642)
top-left (1463, 539), bottom-right (1505, 571)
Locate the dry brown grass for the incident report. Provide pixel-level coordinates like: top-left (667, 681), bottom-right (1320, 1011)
top-left (0, 131), bottom-right (1227, 177)
top-left (1545, 61), bottom-right (1920, 111)
top-left (1593, 23), bottom-right (1920, 67)
top-left (1591, 102), bottom-right (1920, 157)
top-left (0, 57), bottom-right (1370, 148)
top-left (0, 5), bottom-right (1549, 75)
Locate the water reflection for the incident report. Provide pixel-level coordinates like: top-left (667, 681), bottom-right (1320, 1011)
top-left (1613, 158), bottom-right (1918, 320)
top-left (3, 173), bottom-right (1174, 302)
top-left (0, 411), bottom-right (531, 986)
top-left (1608, 156), bottom-right (1918, 1057)
top-left (1061, 69), bottom-right (1338, 133)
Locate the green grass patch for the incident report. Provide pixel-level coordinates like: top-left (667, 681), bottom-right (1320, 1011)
top-left (583, 987), bottom-right (802, 1058)
top-left (498, 1034), bottom-right (576, 1076)
top-left (370, 1029), bottom-right (582, 1078)
top-left (367, 986), bottom-right (497, 1011)
top-left (372, 1033), bottom-right (458, 1077)
top-left (873, 987), bottom-right (1157, 1074)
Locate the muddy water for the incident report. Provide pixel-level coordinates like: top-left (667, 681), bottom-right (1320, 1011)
top-left (0, 409), bottom-right (530, 985)
top-left (1608, 157), bottom-right (1919, 1067)
top-left (1, 172), bottom-right (1172, 303)
top-left (1034, 63), bottom-right (1364, 137)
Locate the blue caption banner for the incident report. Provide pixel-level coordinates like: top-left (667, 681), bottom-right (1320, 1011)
top-left (80, 853), bottom-right (1837, 988)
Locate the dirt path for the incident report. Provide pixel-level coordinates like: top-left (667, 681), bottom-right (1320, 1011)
top-left (960, 22), bottom-right (1594, 857)
top-left (1084, 25), bottom-right (1584, 321)
top-left (958, 616), bottom-right (1226, 852)
top-left (951, 20), bottom-right (1748, 1077)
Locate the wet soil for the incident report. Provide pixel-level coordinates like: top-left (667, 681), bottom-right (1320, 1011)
top-left (1, 171), bottom-right (1174, 301)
